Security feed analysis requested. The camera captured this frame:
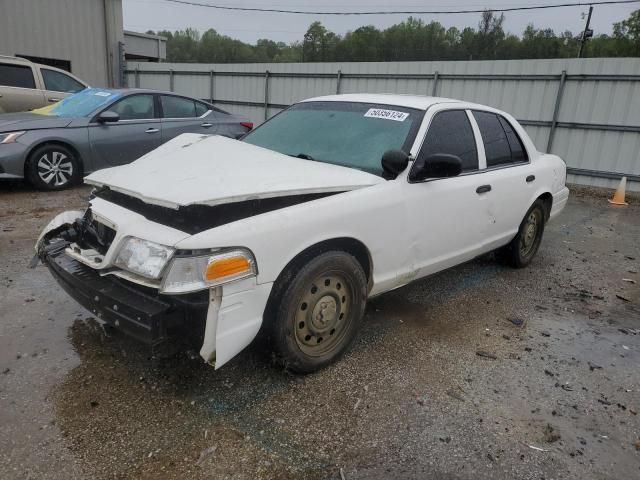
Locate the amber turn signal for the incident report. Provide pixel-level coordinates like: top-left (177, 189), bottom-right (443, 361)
top-left (205, 255), bottom-right (251, 281)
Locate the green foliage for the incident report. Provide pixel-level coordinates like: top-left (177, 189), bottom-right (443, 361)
top-left (151, 9), bottom-right (640, 63)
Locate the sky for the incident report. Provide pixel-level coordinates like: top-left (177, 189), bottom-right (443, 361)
top-left (123, 0), bottom-right (640, 44)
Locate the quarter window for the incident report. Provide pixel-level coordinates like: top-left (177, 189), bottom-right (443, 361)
top-left (0, 63), bottom-right (36, 89)
top-left (473, 111), bottom-right (512, 167)
top-left (473, 111), bottom-right (528, 167)
top-left (498, 116), bottom-right (528, 163)
top-left (161, 95), bottom-right (197, 118)
top-left (109, 94), bottom-right (155, 120)
top-left (418, 110), bottom-right (478, 172)
top-left (41, 69), bottom-right (85, 93)
top-left (195, 101), bottom-right (209, 117)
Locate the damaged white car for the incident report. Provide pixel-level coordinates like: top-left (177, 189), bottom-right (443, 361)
top-left (35, 94), bottom-right (569, 373)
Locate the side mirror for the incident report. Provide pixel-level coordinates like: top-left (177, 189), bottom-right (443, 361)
top-left (410, 153), bottom-right (462, 181)
top-left (381, 149), bottom-right (409, 179)
top-left (97, 111), bottom-right (120, 123)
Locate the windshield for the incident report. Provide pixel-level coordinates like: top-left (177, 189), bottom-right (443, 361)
top-left (242, 101), bottom-right (424, 176)
top-left (33, 88), bottom-right (122, 118)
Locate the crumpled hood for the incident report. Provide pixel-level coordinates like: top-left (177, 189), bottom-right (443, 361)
top-left (0, 112), bottom-right (73, 132)
top-left (85, 134), bottom-right (384, 209)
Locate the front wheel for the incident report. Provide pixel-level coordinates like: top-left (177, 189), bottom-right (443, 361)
top-left (26, 144), bottom-right (81, 190)
top-left (497, 199), bottom-right (546, 268)
top-left (268, 251), bottom-right (368, 373)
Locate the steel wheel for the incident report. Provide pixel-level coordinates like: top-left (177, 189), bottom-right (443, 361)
top-left (497, 199), bottom-right (546, 268)
top-left (267, 250), bottom-right (368, 373)
top-left (519, 209), bottom-right (542, 258)
top-left (294, 272), bottom-right (353, 357)
top-left (37, 151), bottom-right (73, 187)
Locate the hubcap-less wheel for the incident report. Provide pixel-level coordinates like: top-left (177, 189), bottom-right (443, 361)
top-left (37, 151), bottom-right (73, 187)
top-left (295, 273), bottom-right (352, 357)
top-left (519, 209), bottom-right (541, 258)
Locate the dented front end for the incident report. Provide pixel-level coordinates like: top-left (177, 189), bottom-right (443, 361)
top-left (37, 210), bottom-right (209, 351)
top-left (35, 194), bottom-right (273, 369)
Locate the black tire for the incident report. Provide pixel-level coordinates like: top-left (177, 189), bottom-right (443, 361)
top-left (267, 251), bottom-right (368, 373)
top-left (26, 144), bottom-right (81, 190)
top-left (497, 199), bottom-right (546, 268)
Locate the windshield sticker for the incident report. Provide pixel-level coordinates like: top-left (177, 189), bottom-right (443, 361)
top-left (94, 91), bottom-right (112, 97)
top-left (364, 108), bottom-right (409, 122)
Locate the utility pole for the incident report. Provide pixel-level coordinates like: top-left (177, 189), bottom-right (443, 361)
top-left (578, 6), bottom-right (594, 58)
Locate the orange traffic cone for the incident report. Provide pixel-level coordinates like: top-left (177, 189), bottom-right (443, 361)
top-left (608, 176), bottom-right (628, 206)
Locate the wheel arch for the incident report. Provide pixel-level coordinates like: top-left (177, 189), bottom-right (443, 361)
top-left (263, 237), bottom-right (374, 323)
top-left (24, 140), bottom-right (85, 178)
top-left (536, 192), bottom-right (553, 222)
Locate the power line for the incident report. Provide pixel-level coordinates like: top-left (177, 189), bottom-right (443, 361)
top-left (161, 0), bottom-right (640, 15)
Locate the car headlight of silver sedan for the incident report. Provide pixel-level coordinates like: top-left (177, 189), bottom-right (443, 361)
top-left (0, 131), bottom-right (26, 144)
top-left (114, 236), bottom-right (175, 280)
top-left (160, 248), bottom-right (257, 294)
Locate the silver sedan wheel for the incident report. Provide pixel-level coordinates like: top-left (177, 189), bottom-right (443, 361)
top-left (37, 151), bottom-right (73, 187)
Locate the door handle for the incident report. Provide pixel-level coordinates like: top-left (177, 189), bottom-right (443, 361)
top-left (476, 185), bottom-right (492, 194)
top-left (526, 175), bottom-right (536, 183)
top-left (200, 122), bottom-right (213, 128)
top-left (48, 97), bottom-right (60, 103)
top-left (145, 128), bottom-right (159, 134)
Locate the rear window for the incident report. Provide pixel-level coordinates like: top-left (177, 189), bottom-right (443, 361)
top-left (0, 63), bottom-right (36, 89)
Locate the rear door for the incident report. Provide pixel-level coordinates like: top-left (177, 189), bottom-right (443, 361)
top-left (469, 110), bottom-right (537, 249)
top-left (39, 67), bottom-right (86, 105)
top-left (159, 94), bottom-right (218, 141)
top-left (88, 93), bottom-right (162, 167)
top-left (0, 62), bottom-right (45, 112)
top-left (404, 107), bottom-right (492, 278)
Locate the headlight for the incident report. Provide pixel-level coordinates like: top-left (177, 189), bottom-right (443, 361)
top-left (161, 248), bottom-right (257, 294)
top-left (0, 131), bottom-right (25, 144)
top-left (114, 236), bottom-right (175, 280)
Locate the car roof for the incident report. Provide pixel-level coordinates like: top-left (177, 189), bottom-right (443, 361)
top-left (300, 93), bottom-right (462, 110)
top-left (299, 93), bottom-right (507, 112)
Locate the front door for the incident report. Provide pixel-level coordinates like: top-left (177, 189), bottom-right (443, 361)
top-left (88, 94), bottom-right (162, 167)
top-left (404, 109), bottom-right (491, 279)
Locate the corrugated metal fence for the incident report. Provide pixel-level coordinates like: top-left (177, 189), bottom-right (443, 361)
top-left (125, 58), bottom-right (640, 191)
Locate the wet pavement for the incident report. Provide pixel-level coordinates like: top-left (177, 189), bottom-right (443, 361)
top-left (1, 182), bottom-right (639, 479)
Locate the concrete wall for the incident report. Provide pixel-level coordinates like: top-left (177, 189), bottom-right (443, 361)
top-left (127, 58), bottom-right (640, 191)
top-left (0, 0), bottom-right (123, 87)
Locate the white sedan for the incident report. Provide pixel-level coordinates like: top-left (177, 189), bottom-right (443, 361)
top-left (35, 94), bottom-right (569, 373)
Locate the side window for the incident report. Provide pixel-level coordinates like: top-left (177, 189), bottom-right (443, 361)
top-left (195, 101), bottom-right (209, 117)
top-left (0, 63), bottom-right (36, 89)
top-left (161, 95), bottom-right (196, 118)
top-left (41, 69), bottom-right (85, 93)
top-left (498, 116), bottom-right (528, 163)
top-left (109, 94), bottom-right (155, 120)
top-left (419, 110), bottom-right (478, 172)
top-left (473, 111), bottom-right (513, 167)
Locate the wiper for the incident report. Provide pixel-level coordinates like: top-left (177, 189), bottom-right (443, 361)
top-left (288, 153), bottom-right (315, 161)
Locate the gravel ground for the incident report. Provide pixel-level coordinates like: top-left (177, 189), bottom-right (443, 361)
top-left (1, 181), bottom-right (639, 480)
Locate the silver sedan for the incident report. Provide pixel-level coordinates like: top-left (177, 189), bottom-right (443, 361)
top-left (0, 88), bottom-right (252, 190)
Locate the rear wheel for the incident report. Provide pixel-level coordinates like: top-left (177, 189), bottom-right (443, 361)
top-left (497, 199), bottom-right (546, 268)
top-left (26, 144), bottom-right (81, 190)
top-left (268, 251), bottom-right (367, 373)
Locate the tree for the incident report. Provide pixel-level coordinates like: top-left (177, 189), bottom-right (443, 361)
top-left (157, 9), bottom-right (640, 64)
top-left (477, 10), bottom-right (505, 59)
top-left (613, 9), bottom-right (640, 55)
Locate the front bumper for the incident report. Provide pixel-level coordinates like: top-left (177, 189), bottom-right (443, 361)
top-left (0, 142), bottom-right (28, 178)
top-left (41, 238), bottom-right (208, 346)
top-left (38, 207), bottom-right (274, 368)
